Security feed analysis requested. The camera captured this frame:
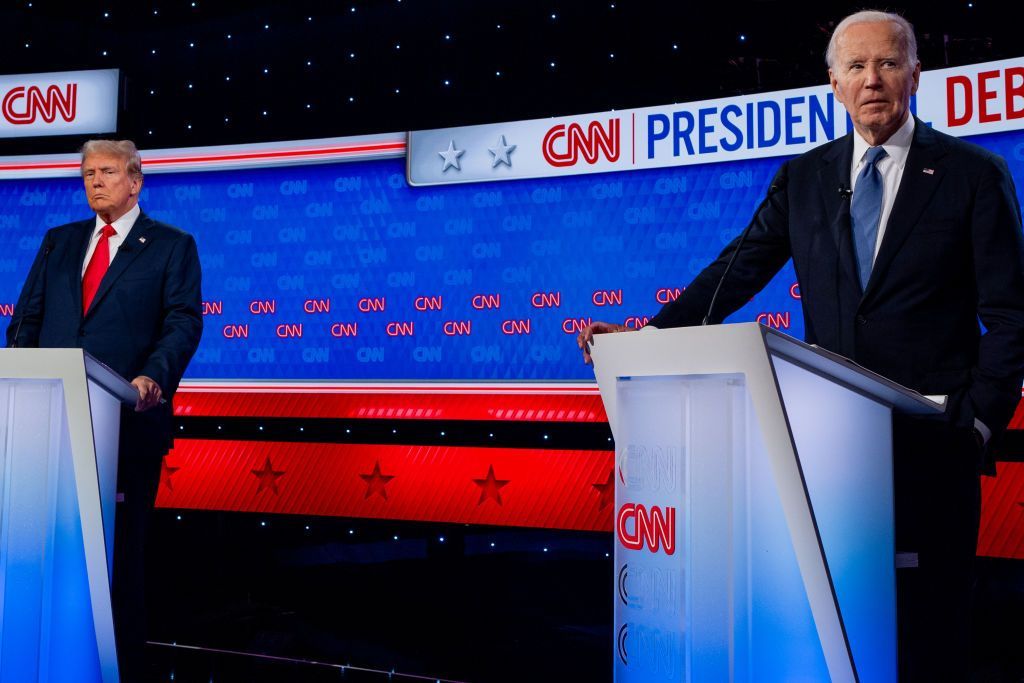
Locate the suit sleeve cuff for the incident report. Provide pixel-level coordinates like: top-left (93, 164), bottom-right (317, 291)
top-left (974, 418), bottom-right (992, 445)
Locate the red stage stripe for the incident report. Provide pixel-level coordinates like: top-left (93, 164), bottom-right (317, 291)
top-left (158, 438), bottom-right (1024, 549)
top-left (978, 461), bottom-right (1024, 559)
top-left (173, 390), bottom-right (608, 422)
top-left (156, 440), bottom-right (614, 532)
top-left (1007, 399), bottom-right (1024, 430)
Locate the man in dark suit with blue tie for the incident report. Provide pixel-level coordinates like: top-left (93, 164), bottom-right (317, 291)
top-left (580, 10), bottom-right (1024, 680)
top-left (7, 139), bottom-right (203, 678)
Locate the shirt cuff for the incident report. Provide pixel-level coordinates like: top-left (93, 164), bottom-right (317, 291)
top-left (974, 418), bottom-right (991, 445)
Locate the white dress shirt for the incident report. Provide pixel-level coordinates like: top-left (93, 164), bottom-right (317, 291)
top-left (849, 114), bottom-right (915, 262)
top-left (81, 203), bottom-right (141, 275)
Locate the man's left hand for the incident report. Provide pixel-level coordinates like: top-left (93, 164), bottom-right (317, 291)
top-left (131, 375), bottom-right (163, 412)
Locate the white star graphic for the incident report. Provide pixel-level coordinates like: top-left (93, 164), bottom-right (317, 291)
top-left (438, 139), bottom-right (465, 172)
top-left (488, 135), bottom-right (517, 168)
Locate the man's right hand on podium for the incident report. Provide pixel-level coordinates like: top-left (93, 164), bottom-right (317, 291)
top-left (578, 321), bottom-right (630, 365)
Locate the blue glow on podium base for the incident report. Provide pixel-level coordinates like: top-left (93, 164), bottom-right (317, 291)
top-left (613, 363), bottom-right (896, 682)
top-left (614, 375), bottom-right (830, 682)
top-left (0, 368), bottom-right (119, 683)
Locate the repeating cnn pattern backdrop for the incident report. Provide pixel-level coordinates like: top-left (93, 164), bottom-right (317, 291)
top-left (0, 129), bottom-right (1022, 383)
top-left (0, 157), bottom-right (806, 380)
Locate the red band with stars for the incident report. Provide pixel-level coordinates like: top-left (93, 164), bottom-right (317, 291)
top-left (157, 438), bottom-right (1024, 557)
top-left (156, 440), bottom-right (615, 532)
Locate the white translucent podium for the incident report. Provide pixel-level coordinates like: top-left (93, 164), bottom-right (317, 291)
top-left (0, 349), bottom-right (137, 683)
top-left (590, 323), bottom-right (945, 683)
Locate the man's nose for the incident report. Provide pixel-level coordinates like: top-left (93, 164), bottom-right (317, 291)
top-left (863, 65), bottom-right (883, 86)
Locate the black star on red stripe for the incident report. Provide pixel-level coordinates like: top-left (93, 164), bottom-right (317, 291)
top-left (251, 456), bottom-right (285, 494)
top-left (592, 468), bottom-right (615, 509)
top-left (360, 460), bottom-right (395, 500)
top-left (473, 464), bottom-right (510, 505)
top-left (160, 456), bottom-right (181, 491)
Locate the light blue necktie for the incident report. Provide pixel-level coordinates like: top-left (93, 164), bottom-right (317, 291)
top-left (851, 146), bottom-right (888, 290)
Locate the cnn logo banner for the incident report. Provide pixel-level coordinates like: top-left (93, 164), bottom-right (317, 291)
top-left (408, 55), bottom-right (1023, 186)
top-left (0, 69), bottom-right (118, 138)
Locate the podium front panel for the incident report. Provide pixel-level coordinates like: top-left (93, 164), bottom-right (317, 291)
top-left (0, 380), bottom-right (68, 681)
top-left (614, 373), bottom-right (831, 682)
top-left (0, 350), bottom-right (123, 683)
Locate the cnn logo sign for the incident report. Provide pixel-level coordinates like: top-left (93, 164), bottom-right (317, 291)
top-left (2, 84), bottom-right (77, 125)
top-left (616, 503), bottom-right (676, 555)
top-left (542, 118), bottom-right (620, 167)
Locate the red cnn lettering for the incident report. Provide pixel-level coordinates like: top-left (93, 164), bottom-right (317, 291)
top-left (249, 299), bottom-right (276, 315)
top-left (1, 84), bottom-right (77, 125)
top-left (978, 70), bottom-right (1001, 123)
top-left (222, 324), bottom-right (248, 339)
top-left (947, 75), bottom-right (973, 127)
top-left (202, 301), bottom-right (223, 315)
top-left (501, 319), bottom-right (531, 335)
top-left (561, 317), bottom-right (593, 334)
top-left (624, 316), bottom-right (650, 330)
top-left (443, 320), bottom-right (472, 336)
top-left (1009, 67), bottom-right (1024, 120)
top-left (756, 312), bottom-right (791, 329)
top-left (531, 292), bottom-right (561, 308)
top-left (789, 283), bottom-right (801, 300)
top-left (303, 298), bottom-right (331, 314)
top-left (542, 119), bottom-right (620, 167)
top-left (414, 295), bottom-right (443, 311)
top-left (655, 287), bottom-right (684, 304)
top-left (616, 503), bottom-right (676, 555)
top-left (275, 323), bottom-right (303, 338)
top-left (0, 303), bottom-right (15, 316)
top-left (592, 289), bottom-right (623, 306)
top-left (330, 322), bottom-right (359, 337)
top-left (386, 321), bottom-right (415, 337)
top-left (471, 294), bottom-right (501, 310)
top-left (357, 297), bottom-right (386, 313)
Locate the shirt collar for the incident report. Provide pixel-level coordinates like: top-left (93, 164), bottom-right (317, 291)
top-left (852, 115), bottom-right (915, 170)
top-left (93, 203), bottom-right (141, 238)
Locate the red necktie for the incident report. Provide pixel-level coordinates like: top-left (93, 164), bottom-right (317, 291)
top-left (82, 224), bottom-right (116, 313)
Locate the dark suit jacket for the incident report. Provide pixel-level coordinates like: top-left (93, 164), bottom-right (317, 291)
top-left (6, 210), bottom-right (203, 451)
top-left (649, 120), bottom-right (1024, 442)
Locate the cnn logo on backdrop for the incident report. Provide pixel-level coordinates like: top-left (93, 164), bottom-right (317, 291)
top-left (2, 83), bottom-right (77, 125)
top-left (542, 118), bottom-right (621, 167)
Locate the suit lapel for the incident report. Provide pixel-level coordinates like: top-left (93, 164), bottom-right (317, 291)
top-left (83, 212), bottom-right (157, 318)
top-left (817, 135), bottom-right (860, 291)
top-left (68, 219), bottom-right (95, 317)
top-left (862, 121), bottom-right (948, 301)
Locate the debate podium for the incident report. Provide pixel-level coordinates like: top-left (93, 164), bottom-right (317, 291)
top-left (590, 323), bottom-right (944, 683)
top-left (0, 349), bottom-right (137, 683)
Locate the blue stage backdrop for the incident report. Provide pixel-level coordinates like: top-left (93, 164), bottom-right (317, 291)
top-left (1, 129), bottom-right (1021, 381)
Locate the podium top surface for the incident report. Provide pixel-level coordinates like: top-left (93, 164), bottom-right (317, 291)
top-left (590, 323), bottom-right (945, 417)
top-left (759, 327), bottom-right (945, 416)
top-left (0, 348), bottom-right (138, 406)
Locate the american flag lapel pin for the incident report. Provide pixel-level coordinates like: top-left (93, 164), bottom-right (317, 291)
top-left (922, 168), bottom-right (935, 175)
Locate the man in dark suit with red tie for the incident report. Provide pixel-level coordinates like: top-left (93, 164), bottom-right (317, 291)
top-left (580, 10), bottom-right (1024, 680)
top-left (7, 139), bottom-right (203, 678)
